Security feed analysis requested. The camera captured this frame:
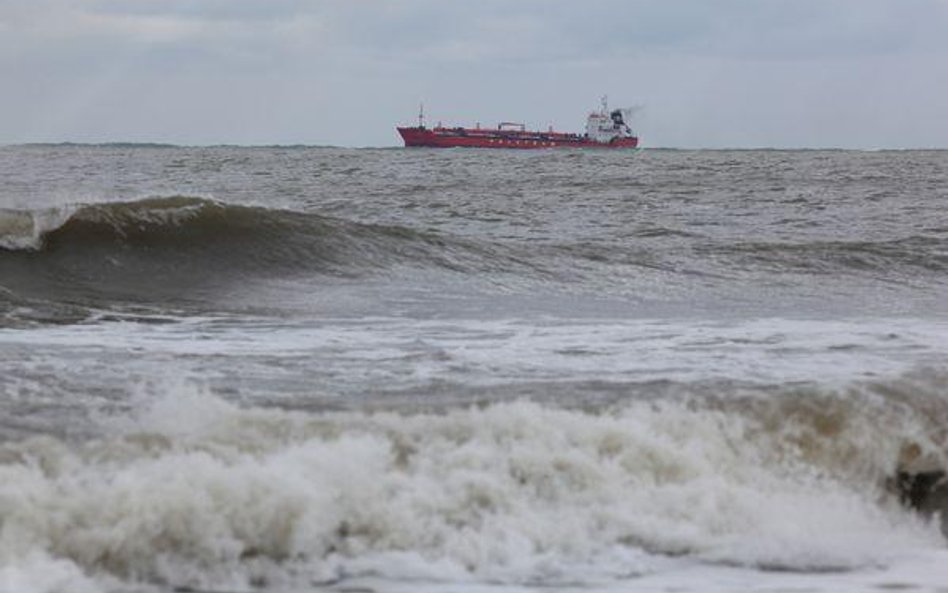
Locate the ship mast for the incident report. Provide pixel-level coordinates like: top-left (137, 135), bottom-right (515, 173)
top-left (418, 102), bottom-right (425, 129)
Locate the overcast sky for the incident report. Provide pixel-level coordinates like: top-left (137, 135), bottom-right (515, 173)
top-left (2, 0), bottom-right (947, 148)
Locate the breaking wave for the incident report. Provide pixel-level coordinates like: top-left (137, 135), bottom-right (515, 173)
top-left (1, 375), bottom-right (946, 592)
top-left (0, 195), bottom-right (491, 270)
top-left (0, 196), bottom-right (545, 314)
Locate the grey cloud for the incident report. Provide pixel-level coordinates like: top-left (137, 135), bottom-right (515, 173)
top-left (1, 0), bottom-right (947, 147)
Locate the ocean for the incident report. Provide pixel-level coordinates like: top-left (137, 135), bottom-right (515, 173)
top-left (1, 145), bottom-right (947, 593)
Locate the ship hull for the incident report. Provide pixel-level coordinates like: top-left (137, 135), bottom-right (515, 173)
top-left (397, 127), bottom-right (638, 149)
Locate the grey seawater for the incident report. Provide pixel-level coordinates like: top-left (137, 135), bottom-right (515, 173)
top-left (1, 145), bottom-right (948, 593)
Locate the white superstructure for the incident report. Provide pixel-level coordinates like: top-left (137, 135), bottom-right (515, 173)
top-left (585, 96), bottom-right (636, 144)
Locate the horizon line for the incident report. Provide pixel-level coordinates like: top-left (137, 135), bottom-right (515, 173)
top-left (3, 141), bottom-right (947, 151)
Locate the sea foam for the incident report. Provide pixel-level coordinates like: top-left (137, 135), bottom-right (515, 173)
top-left (1, 386), bottom-right (942, 592)
top-left (0, 207), bottom-right (75, 251)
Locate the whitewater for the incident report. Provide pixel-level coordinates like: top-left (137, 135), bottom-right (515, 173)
top-left (1, 145), bottom-right (947, 593)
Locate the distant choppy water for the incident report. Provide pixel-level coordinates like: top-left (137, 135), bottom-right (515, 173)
top-left (1, 145), bottom-right (947, 593)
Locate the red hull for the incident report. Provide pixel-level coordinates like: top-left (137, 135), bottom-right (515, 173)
top-left (397, 126), bottom-right (639, 149)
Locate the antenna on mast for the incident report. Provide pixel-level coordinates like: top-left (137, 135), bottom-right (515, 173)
top-left (418, 102), bottom-right (425, 129)
top-left (601, 95), bottom-right (608, 114)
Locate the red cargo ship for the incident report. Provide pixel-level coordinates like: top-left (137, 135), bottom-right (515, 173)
top-left (397, 98), bottom-right (639, 149)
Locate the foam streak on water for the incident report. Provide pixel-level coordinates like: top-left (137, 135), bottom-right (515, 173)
top-left (1, 146), bottom-right (947, 592)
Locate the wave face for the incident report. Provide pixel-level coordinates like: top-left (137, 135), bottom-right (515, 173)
top-left (0, 196), bottom-right (541, 318)
top-left (0, 379), bottom-right (945, 592)
top-left (0, 196), bottom-right (464, 270)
